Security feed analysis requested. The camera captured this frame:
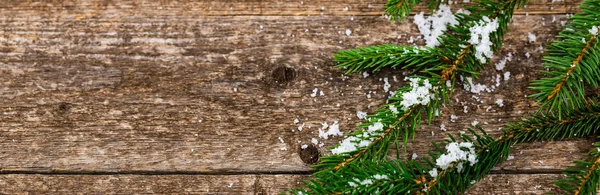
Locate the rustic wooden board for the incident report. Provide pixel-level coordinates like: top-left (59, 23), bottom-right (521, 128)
top-left (0, 0), bottom-right (582, 16)
top-left (0, 174), bottom-right (566, 194)
top-left (0, 12), bottom-right (582, 172)
top-left (0, 0), bottom-right (591, 193)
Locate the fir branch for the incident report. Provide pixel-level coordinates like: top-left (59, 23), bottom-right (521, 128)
top-left (529, 0), bottom-right (600, 118)
top-left (504, 101), bottom-right (600, 143)
top-left (291, 102), bottom-right (600, 194)
top-left (385, 0), bottom-right (422, 22)
top-left (384, 0), bottom-right (449, 22)
top-left (425, 102), bottom-right (600, 193)
top-left (334, 45), bottom-right (442, 74)
top-left (555, 141), bottom-right (600, 195)
top-left (314, 78), bottom-right (439, 175)
top-left (317, 0), bottom-right (526, 177)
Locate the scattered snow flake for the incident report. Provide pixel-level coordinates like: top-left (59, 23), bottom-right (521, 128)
top-left (362, 71), bottom-right (369, 78)
top-left (293, 118), bottom-right (299, 124)
top-left (507, 155), bottom-right (515, 160)
top-left (440, 124), bottom-right (447, 131)
top-left (318, 121), bottom-right (342, 139)
top-left (345, 29), bottom-right (352, 36)
top-left (412, 153), bottom-right (419, 160)
top-left (463, 106), bottom-right (469, 113)
top-left (399, 78), bottom-right (434, 110)
top-left (450, 115), bottom-right (458, 122)
top-left (525, 52), bottom-right (531, 58)
top-left (331, 122), bottom-right (384, 154)
top-left (495, 99), bottom-right (504, 107)
top-left (301, 144), bottom-right (309, 149)
top-left (310, 88), bottom-right (318, 97)
top-left (469, 16), bottom-right (500, 63)
top-left (319, 90), bottom-right (325, 96)
top-left (471, 120), bottom-right (479, 127)
top-left (590, 26), bottom-right (599, 35)
top-left (495, 53), bottom-right (512, 70)
top-left (372, 174), bottom-right (388, 180)
top-left (413, 4), bottom-right (462, 47)
top-left (298, 123), bottom-right (305, 131)
top-left (534, 185), bottom-right (542, 190)
top-left (560, 20), bottom-right (567, 26)
top-left (383, 77), bottom-right (391, 92)
top-left (311, 138), bottom-right (318, 145)
top-left (504, 72), bottom-right (511, 81)
top-left (527, 32), bottom-right (537, 43)
top-left (233, 87), bottom-right (238, 92)
top-left (357, 111), bottom-right (367, 120)
top-left (278, 137), bottom-right (285, 143)
top-left (389, 104), bottom-right (399, 115)
top-left (463, 77), bottom-right (491, 94)
top-left (228, 183), bottom-right (234, 188)
top-left (429, 168), bottom-right (438, 177)
top-left (332, 137), bottom-right (368, 154)
top-left (436, 142), bottom-right (478, 171)
top-left (280, 147), bottom-right (288, 151)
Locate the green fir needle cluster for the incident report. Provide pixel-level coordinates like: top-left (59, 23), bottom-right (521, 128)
top-left (289, 0), bottom-right (600, 194)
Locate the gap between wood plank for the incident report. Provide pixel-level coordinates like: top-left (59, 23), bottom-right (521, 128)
top-left (0, 169), bottom-right (569, 175)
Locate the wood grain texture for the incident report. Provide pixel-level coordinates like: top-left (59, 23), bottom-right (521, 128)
top-left (0, 0), bottom-right (592, 193)
top-left (0, 0), bottom-right (583, 17)
top-left (0, 174), bottom-right (566, 194)
top-left (0, 12), bottom-right (582, 172)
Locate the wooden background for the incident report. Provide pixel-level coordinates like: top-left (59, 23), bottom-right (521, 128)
top-left (0, 0), bottom-right (590, 194)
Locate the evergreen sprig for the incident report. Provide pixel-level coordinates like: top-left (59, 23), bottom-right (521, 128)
top-left (314, 78), bottom-right (442, 176)
top-left (293, 128), bottom-right (497, 195)
top-left (385, 0), bottom-right (445, 21)
top-left (529, 0), bottom-right (600, 118)
top-left (336, 0), bottom-right (526, 78)
top-left (291, 102), bottom-right (600, 194)
top-left (555, 141), bottom-right (600, 195)
top-left (288, 0), bottom-right (600, 193)
top-left (423, 102), bottom-right (600, 194)
top-left (316, 0), bottom-right (526, 178)
top-left (334, 45), bottom-right (441, 74)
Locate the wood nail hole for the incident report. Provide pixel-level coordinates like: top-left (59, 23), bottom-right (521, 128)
top-left (57, 102), bottom-right (70, 113)
top-left (298, 144), bottom-right (319, 164)
top-left (271, 66), bottom-right (296, 84)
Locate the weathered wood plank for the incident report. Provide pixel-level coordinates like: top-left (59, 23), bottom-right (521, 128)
top-left (0, 0), bottom-right (582, 16)
top-left (467, 174), bottom-right (566, 194)
top-left (0, 174), bottom-right (567, 194)
top-left (0, 174), bottom-right (308, 194)
top-left (0, 9), bottom-right (588, 174)
top-left (0, 1), bottom-right (591, 193)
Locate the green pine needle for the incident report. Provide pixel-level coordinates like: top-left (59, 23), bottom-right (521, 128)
top-left (529, 0), bottom-right (600, 119)
top-left (314, 0), bottom-right (527, 183)
top-left (334, 45), bottom-right (441, 74)
top-left (554, 141), bottom-right (600, 195)
top-left (291, 102), bottom-right (600, 195)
